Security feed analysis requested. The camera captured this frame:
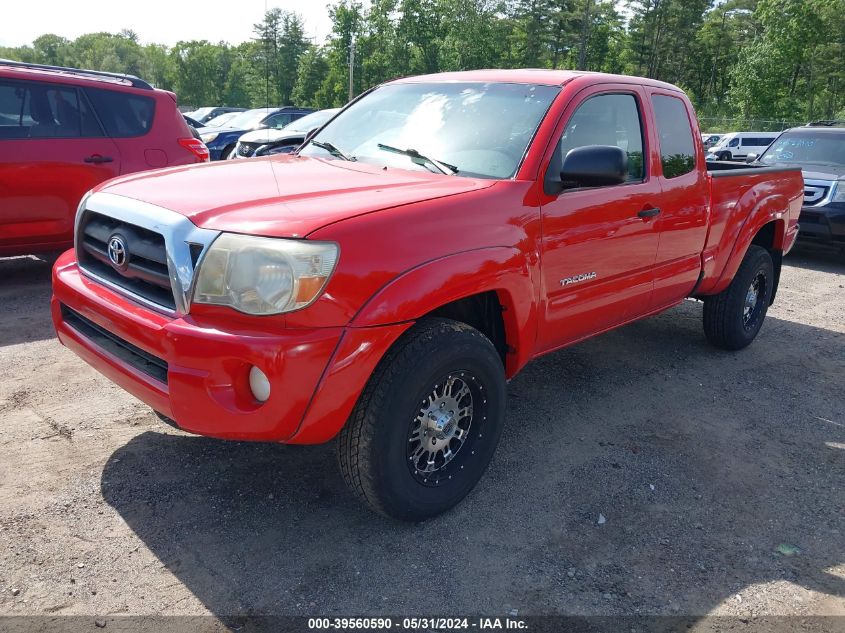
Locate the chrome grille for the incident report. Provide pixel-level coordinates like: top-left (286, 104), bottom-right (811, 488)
top-left (78, 211), bottom-right (175, 310)
top-left (237, 141), bottom-right (260, 157)
top-left (802, 178), bottom-right (836, 207)
top-left (804, 185), bottom-right (828, 205)
top-left (75, 192), bottom-right (220, 316)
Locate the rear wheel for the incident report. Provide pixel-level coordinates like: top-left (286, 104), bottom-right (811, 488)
top-left (703, 245), bottom-right (774, 350)
top-left (337, 318), bottom-right (506, 521)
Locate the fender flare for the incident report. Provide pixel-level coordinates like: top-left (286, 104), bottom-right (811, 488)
top-left (706, 195), bottom-right (788, 296)
top-left (351, 246), bottom-right (538, 377)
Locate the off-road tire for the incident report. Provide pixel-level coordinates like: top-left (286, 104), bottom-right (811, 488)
top-left (337, 318), bottom-right (506, 521)
top-left (703, 245), bottom-right (774, 350)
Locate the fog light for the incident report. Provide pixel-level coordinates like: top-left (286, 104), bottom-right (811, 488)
top-left (249, 366), bottom-right (271, 402)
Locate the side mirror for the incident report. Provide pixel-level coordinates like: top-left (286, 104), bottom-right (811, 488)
top-left (303, 128), bottom-right (319, 143)
top-left (745, 153), bottom-right (758, 164)
top-left (557, 145), bottom-right (627, 191)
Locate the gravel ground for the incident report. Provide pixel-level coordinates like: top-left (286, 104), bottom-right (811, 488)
top-left (0, 245), bottom-right (842, 626)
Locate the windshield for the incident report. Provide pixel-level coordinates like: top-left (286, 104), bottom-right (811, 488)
top-left (759, 132), bottom-right (845, 167)
top-left (285, 109), bottom-right (339, 134)
top-left (299, 82), bottom-right (560, 179)
top-left (225, 109), bottom-right (274, 130)
top-left (190, 107), bottom-right (213, 120)
top-left (205, 112), bottom-right (237, 127)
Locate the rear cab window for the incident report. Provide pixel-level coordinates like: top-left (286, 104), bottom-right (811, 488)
top-left (651, 94), bottom-right (696, 178)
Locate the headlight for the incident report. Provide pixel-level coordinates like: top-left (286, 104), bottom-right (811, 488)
top-left (200, 132), bottom-right (219, 143)
top-left (832, 181), bottom-right (845, 203)
top-left (192, 234), bottom-right (339, 315)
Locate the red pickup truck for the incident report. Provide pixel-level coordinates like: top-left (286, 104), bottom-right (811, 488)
top-left (52, 70), bottom-right (803, 520)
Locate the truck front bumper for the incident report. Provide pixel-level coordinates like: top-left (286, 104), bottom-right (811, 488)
top-left (51, 250), bottom-right (397, 443)
top-left (797, 202), bottom-right (845, 248)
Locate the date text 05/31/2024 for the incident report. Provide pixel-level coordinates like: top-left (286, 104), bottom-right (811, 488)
top-left (307, 617), bottom-right (528, 630)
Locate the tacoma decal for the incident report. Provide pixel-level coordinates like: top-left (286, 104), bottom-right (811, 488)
top-left (560, 272), bottom-right (597, 286)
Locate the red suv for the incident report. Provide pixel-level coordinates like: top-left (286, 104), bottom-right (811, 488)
top-left (0, 61), bottom-right (208, 257)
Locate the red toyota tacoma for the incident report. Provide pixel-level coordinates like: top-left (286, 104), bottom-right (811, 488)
top-left (51, 70), bottom-right (803, 520)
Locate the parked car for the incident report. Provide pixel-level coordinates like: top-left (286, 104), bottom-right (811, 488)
top-left (753, 120), bottom-right (845, 251)
top-left (203, 111), bottom-right (239, 128)
top-left (707, 131), bottom-right (779, 161)
top-left (52, 70), bottom-right (802, 520)
top-left (183, 114), bottom-right (203, 129)
top-left (198, 107), bottom-right (314, 160)
top-left (0, 60), bottom-right (209, 257)
top-left (232, 108), bottom-right (340, 158)
top-left (184, 106), bottom-right (245, 124)
top-left (701, 133), bottom-right (722, 150)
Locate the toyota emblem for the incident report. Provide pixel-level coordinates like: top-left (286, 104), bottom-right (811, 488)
top-left (107, 235), bottom-right (128, 269)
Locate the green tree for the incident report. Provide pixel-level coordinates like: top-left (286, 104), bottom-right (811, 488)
top-left (730, 0), bottom-right (845, 121)
top-left (292, 46), bottom-right (331, 107)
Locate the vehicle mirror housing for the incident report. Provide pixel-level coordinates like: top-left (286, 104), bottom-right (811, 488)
top-left (745, 153), bottom-right (759, 164)
top-left (303, 128), bottom-right (319, 143)
top-left (556, 145), bottom-right (628, 191)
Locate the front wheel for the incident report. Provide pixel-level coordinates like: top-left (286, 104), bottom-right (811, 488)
top-left (719, 151), bottom-right (732, 161)
top-left (337, 318), bottom-right (506, 521)
top-left (703, 245), bottom-right (774, 350)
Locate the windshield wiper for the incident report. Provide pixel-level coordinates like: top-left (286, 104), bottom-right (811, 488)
top-left (311, 140), bottom-right (356, 162)
top-left (377, 143), bottom-right (458, 175)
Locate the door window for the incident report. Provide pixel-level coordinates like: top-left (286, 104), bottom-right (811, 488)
top-left (652, 95), bottom-right (696, 178)
top-left (558, 93), bottom-right (645, 182)
top-left (0, 79), bottom-right (102, 139)
top-left (265, 113), bottom-right (294, 129)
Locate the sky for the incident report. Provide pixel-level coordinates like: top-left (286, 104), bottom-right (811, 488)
top-left (0, 0), bottom-right (337, 48)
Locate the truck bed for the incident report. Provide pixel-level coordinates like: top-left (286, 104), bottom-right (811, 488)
top-left (699, 163), bottom-right (804, 294)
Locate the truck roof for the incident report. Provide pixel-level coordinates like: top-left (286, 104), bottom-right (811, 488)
top-left (389, 69), bottom-right (684, 92)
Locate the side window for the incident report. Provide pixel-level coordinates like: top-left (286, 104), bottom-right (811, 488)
top-left (652, 95), bottom-right (696, 178)
top-left (0, 80), bottom-right (101, 139)
top-left (0, 80), bottom-right (26, 139)
top-left (78, 92), bottom-right (104, 137)
top-left (266, 113), bottom-right (294, 129)
top-left (85, 87), bottom-right (155, 137)
top-left (559, 93), bottom-right (645, 183)
top-left (729, 138), bottom-right (739, 147)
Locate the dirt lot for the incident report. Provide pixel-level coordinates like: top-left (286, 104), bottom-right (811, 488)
top-left (0, 245), bottom-right (843, 626)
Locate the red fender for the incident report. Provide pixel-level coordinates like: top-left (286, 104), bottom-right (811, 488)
top-left (351, 246), bottom-right (538, 377)
top-left (289, 248), bottom-right (538, 444)
top-left (698, 192), bottom-right (792, 296)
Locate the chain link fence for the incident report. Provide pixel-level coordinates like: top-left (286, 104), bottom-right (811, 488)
top-left (698, 117), bottom-right (806, 133)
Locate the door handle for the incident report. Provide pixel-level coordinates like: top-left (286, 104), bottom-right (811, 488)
top-left (84, 155), bottom-right (114, 164)
top-left (637, 207), bottom-right (661, 219)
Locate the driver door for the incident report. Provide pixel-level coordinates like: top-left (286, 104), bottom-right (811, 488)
top-left (537, 86), bottom-right (661, 353)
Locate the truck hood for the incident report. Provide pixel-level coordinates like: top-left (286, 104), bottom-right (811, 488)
top-left (800, 165), bottom-right (845, 181)
top-left (759, 163), bottom-right (845, 181)
top-left (97, 155), bottom-right (495, 237)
